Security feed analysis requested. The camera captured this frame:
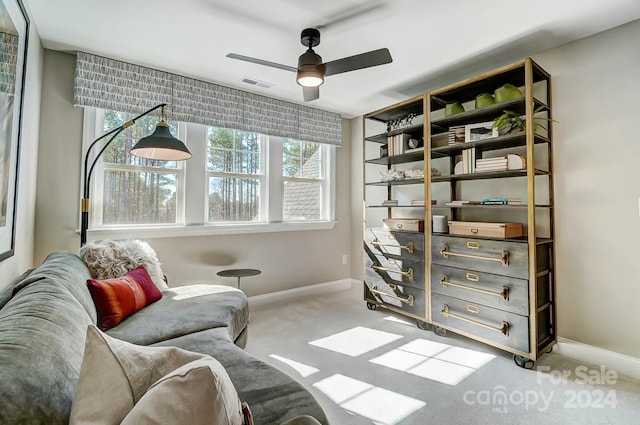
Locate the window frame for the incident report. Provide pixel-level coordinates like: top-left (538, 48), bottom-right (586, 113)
top-left (281, 139), bottom-right (328, 222)
top-left (206, 129), bottom-right (267, 224)
top-left (81, 108), bottom-right (336, 240)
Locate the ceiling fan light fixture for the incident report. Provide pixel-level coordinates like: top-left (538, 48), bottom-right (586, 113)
top-left (297, 49), bottom-right (325, 87)
top-left (297, 69), bottom-right (324, 87)
top-left (227, 27), bottom-right (392, 101)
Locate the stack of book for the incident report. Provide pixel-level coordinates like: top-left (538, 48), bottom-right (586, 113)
top-left (448, 126), bottom-right (465, 145)
top-left (381, 199), bottom-right (398, 207)
top-left (461, 148), bottom-right (476, 173)
top-left (386, 134), bottom-right (410, 156)
top-left (475, 157), bottom-right (508, 172)
top-left (480, 197), bottom-right (522, 205)
top-left (411, 200), bottom-right (425, 206)
top-left (445, 200), bottom-right (481, 206)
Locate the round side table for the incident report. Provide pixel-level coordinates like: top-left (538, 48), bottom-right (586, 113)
top-left (217, 268), bottom-right (262, 289)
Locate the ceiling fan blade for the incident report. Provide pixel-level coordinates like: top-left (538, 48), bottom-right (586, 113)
top-left (226, 53), bottom-right (297, 72)
top-left (303, 86), bottom-right (319, 102)
top-left (324, 48), bottom-right (392, 77)
top-left (314, 1), bottom-right (387, 31)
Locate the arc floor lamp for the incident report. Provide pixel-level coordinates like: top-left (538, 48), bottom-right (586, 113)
top-left (81, 103), bottom-right (191, 246)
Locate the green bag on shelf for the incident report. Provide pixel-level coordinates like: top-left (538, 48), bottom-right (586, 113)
top-left (494, 84), bottom-right (523, 103)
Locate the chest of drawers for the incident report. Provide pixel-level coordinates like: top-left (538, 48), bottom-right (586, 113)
top-left (364, 228), bottom-right (426, 320)
top-left (430, 234), bottom-right (552, 354)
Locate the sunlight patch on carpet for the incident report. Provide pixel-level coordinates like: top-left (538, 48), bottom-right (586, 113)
top-left (269, 354), bottom-right (319, 378)
top-left (369, 339), bottom-right (496, 385)
top-left (309, 326), bottom-right (403, 357)
top-left (313, 374), bottom-right (425, 425)
top-left (383, 315), bottom-right (414, 326)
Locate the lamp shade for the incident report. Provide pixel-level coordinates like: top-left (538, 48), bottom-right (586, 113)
top-left (130, 122), bottom-right (192, 160)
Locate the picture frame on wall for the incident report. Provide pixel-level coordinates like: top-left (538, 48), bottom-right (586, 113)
top-left (0, 0), bottom-right (29, 262)
top-left (464, 121), bottom-right (498, 143)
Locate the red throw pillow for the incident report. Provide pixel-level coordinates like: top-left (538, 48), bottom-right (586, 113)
top-left (87, 265), bottom-right (163, 330)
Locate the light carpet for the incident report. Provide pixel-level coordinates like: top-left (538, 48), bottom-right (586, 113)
top-left (244, 284), bottom-right (640, 425)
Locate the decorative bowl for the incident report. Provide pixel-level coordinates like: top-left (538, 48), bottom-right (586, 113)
top-left (494, 84), bottom-right (523, 103)
top-left (475, 93), bottom-right (495, 109)
top-left (444, 101), bottom-right (464, 116)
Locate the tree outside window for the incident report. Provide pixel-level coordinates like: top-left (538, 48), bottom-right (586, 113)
top-left (207, 127), bottom-right (262, 222)
top-left (88, 109), bottom-right (333, 231)
top-left (101, 111), bottom-right (180, 225)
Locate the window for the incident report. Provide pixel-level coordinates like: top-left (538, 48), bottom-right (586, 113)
top-left (282, 139), bottom-right (323, 221)
top-left (207, 128), bottom-right (263, 223)
top-left (84, 108), bottom-right (335, 237)
top-left (91, 110), bottom-right (184, 227)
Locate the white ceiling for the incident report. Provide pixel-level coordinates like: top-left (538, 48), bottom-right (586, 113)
top-left (27, 0), bottom-right (640, 118)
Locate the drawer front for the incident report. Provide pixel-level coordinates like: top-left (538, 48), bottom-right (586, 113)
top-left (432, 293), bottom-right (529, 352)
top-left (365, 262), bottom-right (426, 318)
top-left (364, 244), bottom-right (425, 289)
top-left (430, 264), bottom-right (529, 316)
top-left (365, 228), bottom-right (424, 262)
top-left (431, 235), bottom-right (529, 279)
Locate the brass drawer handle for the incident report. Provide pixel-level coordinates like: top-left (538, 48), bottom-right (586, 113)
top-left (441, 276), bottom-right (509, 301)
top-left (441, 304), bottom-right (509, 336)
top-left (372, 265), bottom-right (414, 280)
top-left (372, 240), bottom-right (414, 254)
top-left (467, 304), bottom-right (480, 314)
top-left (371, 285), bottom-right (414, 306)
top-left (440, 244), bottom-right (509, 267)
top-left (467, 241), bottom-right (480, 249)
top-left (466, 273), bottom-right (479, 282)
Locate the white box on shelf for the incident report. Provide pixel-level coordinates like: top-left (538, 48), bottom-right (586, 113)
top-left (464, 121), bottom-right (499, 142)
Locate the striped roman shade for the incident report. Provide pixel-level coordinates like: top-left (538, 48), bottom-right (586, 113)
top-left (74, 52), bottom-right (342, 146)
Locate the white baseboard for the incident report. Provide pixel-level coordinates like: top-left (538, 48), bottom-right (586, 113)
top-left (248, 278), bottom-right (357, 310)
top-left (555, 337), bottom-right (640, 380)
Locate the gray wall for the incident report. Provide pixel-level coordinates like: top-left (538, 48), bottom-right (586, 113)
top-left (350, 19), bottom-right (640, 359)
top-left (0, 4), bottom-right (43, 284)
top-left (34, 49), bottom-right (353, 297)
top-left (534, 20), bottom-right (640, 358)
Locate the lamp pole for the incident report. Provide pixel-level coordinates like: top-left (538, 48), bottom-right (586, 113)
top-left (80, 103), bottom-right (168, 246)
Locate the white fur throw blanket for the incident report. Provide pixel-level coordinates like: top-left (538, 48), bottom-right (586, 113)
top-left (80, 239), bottom-right (168, 289)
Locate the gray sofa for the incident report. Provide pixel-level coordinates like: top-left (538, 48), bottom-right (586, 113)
top-left (0, 250), bottom-right (328, 425)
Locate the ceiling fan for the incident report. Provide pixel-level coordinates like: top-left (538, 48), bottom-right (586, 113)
top-left (226, 27), bottom-right (392, 102)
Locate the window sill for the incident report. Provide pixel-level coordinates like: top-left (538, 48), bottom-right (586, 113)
top-left (83, 221), bottom-right (337, 240)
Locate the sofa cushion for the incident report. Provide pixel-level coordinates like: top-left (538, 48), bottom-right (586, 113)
top-left (0, 253), bottom-right (96, 424)
top-left (70, 325), bottom-right (207, 425)
top-left (0, 268), bottom-right (35, 309)
top-left (23, 251), bottom-right (98, 322)
top-left (120, 358), bottom-right (246, 425)
top-left (88, 265), bottom-right (163, 330)
top-left (107, 284), bottom-right (249, 346)
top-left (80, 239), bottom-right (167, 290)
top-left (151, 328), bottom-right (329, 425)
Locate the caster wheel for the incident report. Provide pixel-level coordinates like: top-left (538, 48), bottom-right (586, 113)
top-left (366, 302), bottom-right (377, 311)
top-left (513, 354), bottom-right (535, 369)
top-left (433, 326), bottom-right (447, 337)
top-left (416, 320), bottom-right (429, 330)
